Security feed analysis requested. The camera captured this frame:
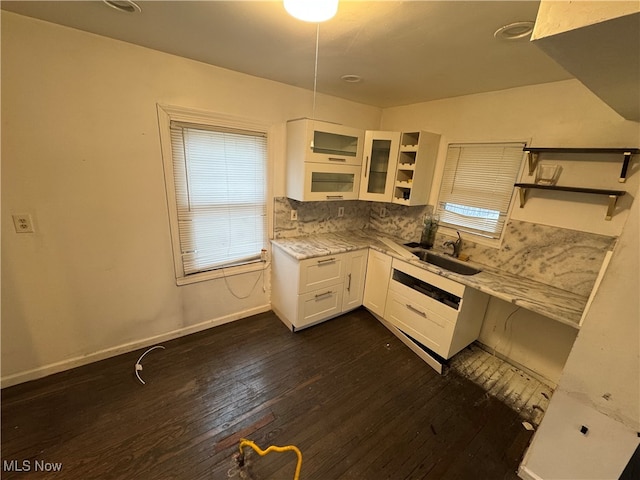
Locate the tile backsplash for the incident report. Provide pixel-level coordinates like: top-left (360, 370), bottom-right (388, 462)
top-left (273, 197), bottom-right (616, 297)
top-left (273, 197), bottom-right (370, 238)
top-left (451, 221), bottom-right (616, 297)
top-left (273, 196), bottom-right (431, 240)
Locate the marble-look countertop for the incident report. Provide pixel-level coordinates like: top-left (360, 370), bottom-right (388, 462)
top-left (271, 231), bottom-right (587, 329)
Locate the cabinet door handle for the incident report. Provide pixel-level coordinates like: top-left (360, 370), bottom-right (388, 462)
top-left (347, 273), bottom-right (352, 292)
top-left (315, 290), bottom-right (334, 299)
top-left (406, 304), bottom-right (427, 317)
top-left (317, 257), bottom-right (336, 264)
top-left (328, 157), bottom-right (347, 162)
top-left (364, 156), bottom-right (369, 177)
top-left (326, 195), bottom-right (344, 200)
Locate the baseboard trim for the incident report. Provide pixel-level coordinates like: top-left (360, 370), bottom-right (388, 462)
top-left (517, 464), bottom-right (544, 480)
top-left (1, 304), bottom-right (271, 389)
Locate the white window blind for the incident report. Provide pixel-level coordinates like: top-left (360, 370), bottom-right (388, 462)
top-left (169, 121), bottom-right (267, 275)
top-left (437, 143), bottom-right (524, 238)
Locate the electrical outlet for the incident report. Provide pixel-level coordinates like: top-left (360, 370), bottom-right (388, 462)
top-left (290, 209), bottom-right (298, 221)
top-left (338, 206), bottom-right (344, 217)
top-left (380, 206), bottom-right (387, 218)
top-left (12, 214), bottom-right (35, 233)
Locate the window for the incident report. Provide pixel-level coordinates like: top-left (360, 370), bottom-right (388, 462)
top-left (157, 105), bottom-right (267, 283)
top-left (436, 143), bottom-right (524, 240)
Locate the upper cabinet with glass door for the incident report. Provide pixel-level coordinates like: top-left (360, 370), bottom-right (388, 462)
top-left (286, 118), bottom-right (365, 201)
top-left (287, 118), bottom-right (364, 166)
top-left (359, 131), bottom-right (400, 202)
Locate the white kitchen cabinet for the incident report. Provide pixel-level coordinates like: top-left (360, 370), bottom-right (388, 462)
top-left (342, 249), bottom-right (368, 312)
top-left (296, 287), bottom-right (345, 329)
top-left (384, 258), bottom-right (489, 361)
top-left (293, 162), bottom-right (362, 202)
top-left (392, 131), bottom-right (441, 206)
top-left (272, 247), bottom-right (368, 331)
top-left (286, 118), bottom-right (364, 201)
top-left (297, 253), bottom-right (346, 294)
top-left (362, 249), bottom-right (392, 317)
top-left (359, 131), bottom-right (400, 202)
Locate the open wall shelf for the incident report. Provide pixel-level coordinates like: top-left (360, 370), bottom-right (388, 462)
top-left (514, 183), bottom-right (626, 220)
top-left (523, 147), bottom-right (639, 183)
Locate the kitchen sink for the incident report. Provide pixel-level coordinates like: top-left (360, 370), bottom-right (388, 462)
top-left (412, 250), bottom-right (482, 276)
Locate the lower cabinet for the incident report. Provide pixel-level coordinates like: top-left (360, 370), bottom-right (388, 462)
top-left (272, 247), bottom-right (368, 331)
top-left (385, 290), bottom-right (455, 358)
top-left (272, 244), bottom-right (488, 369)
top-left (342, 249), bottom-right (368, 311)
top-left (383, 258), bottom-right (489, 361)
top-left (362, 249), bottom-right (393, 317)
top-left (296, 288), bottom-right (344, 329)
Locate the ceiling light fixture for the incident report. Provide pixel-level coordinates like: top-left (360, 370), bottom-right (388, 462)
top-left (494, 21), bottom-right (534, 41)
top-left (284, 0), bottom-right (338, 23)
top-left (341, 74), bottom-right (362, 83)
top-left (102, 0), bottom-right (141, 14)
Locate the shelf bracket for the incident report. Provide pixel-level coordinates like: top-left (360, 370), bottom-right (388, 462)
top-left (518, 186), bottom-right (527, 207)
top-left (605, 195), bottom-right (618, 221)
top-left (526, 151), bottom-right (538, 175)
top-left (619, 152), bottom-right (631, 183)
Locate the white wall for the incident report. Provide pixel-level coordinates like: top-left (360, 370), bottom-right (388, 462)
top-left (1, 12), bottom-right (382, 386)
top-left (381, 79), bottom-right (639, 236)
top-left (532, 0), bottom-right (640, 39)
top-left (380, 79), bottom-right (639, 385)
top-left (519, 182), bottom-right (640, 480)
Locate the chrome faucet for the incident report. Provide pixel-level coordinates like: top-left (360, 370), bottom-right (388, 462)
top-left (444, 231), bottom-right (462, 258)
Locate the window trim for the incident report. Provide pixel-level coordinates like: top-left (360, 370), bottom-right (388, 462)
top-left (435, 140), bottom-right (527, 248)
top-left (157, 104), bottom-right (272, 285)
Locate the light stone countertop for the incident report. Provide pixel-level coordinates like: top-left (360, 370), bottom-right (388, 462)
top-left (271, 230), bottom-right (587, 329)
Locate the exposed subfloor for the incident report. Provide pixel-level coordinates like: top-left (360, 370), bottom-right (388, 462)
top-left (449, 343), bottom-right (554, 427)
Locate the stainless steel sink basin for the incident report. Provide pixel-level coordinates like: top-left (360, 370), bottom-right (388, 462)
top-left (413, 250), bottom-right (482, 276)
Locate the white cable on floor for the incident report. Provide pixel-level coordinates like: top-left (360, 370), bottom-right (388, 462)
top-left (134, 345), bottom-right (165, 385)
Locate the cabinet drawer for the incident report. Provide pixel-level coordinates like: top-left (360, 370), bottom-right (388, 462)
top-left (298, 254), bottom-right (346, 294)
top-left (385, 290), bottom-right (455, 359)
top-left (391, 258), bottom-right (465, 298)
top-left (296, 286), bottom-right (344, 329)
top-left (388, 276), bottom-right (459, 322)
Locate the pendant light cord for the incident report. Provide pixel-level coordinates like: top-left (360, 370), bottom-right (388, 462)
top-left (312, 23), bottom-right (320, 120)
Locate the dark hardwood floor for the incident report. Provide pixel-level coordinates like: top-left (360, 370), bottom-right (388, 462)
top-left (1, 309), bottom-right (533, 479)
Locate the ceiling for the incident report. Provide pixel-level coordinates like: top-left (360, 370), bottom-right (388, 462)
top-left (1, 0), bottom-right (574, 108)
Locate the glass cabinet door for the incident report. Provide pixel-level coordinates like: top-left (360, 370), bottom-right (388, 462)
top-left (312, 130), bottom-right (359, 158)
top-left (359, 131), bottom-right (400, 202)
top-left (302, 119), bottom-right (363, 166)
top-left (302, 163), bottom-right (362, 201)
top-left (311, 171), bottom-right (355, 193)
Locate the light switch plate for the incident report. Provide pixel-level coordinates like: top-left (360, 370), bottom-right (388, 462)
top-left (12, 214), bottom-right (35, 233)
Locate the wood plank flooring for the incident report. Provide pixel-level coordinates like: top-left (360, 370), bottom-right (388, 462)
top-left (2, 309), bottom-right (533, 479)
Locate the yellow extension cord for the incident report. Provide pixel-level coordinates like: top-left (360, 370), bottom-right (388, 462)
top-left (237, 438), bottom-right (303, 480)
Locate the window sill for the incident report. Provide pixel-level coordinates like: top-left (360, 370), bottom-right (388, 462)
top-left (176, 261), bottom-right (268, 286)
